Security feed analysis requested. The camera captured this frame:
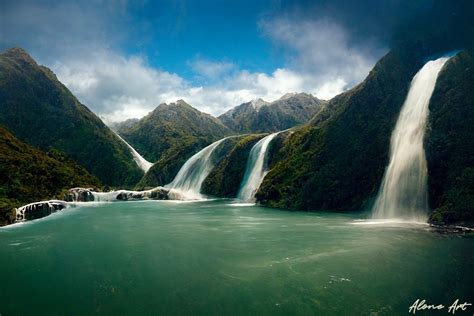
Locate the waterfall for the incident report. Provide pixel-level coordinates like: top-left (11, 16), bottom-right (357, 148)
top-left (113, 132), bottom-right (154, 173)
top-left (238, 132), bottom-right (280, 202)
top-left (372, 57), bottom-right (449, 221)
top-left (165, 137), bottom-right (229, 200)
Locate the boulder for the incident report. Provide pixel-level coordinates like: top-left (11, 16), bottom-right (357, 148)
top-left (64, 187), bottom-right (96, 202)
top-left (116, 187), bottom-right (169, 201)
top-left (15, 200), bottom-right (68, 221)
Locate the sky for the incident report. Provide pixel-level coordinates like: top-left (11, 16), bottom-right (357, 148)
top-left (0, 0), bottom-right (470, 122)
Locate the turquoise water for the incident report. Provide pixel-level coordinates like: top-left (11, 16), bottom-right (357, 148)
top-left (0, 200), bottom-right (472, 315)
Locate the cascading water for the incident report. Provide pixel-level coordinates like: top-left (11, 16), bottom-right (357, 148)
top-left (91, 191), bottom-right (125, 202)
top-left (237, 132), bottom-right (280, 202)
top-left (372, 57), bottom-right (449, 221)
top-left (165, 137), bottom-right (229, 200)
top-left (91, 187), bottom-right (168, 202)
top-left (113, 131), bottom-right (153, 173)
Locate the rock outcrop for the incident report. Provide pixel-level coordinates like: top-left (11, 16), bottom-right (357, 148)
top-left (116, 187), bottom-right (169, 201)
top-left (66, 187), bottom-right (170, 202)
top-left (64, 187), bottom-right (96, 202)
top-left (14, 186), bottom-right (170, 224)
top-left (15, 200), bottom-right (68, 221)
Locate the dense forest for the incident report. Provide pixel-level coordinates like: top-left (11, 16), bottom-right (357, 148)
top-left (0, 127), bottom-right (101, 225)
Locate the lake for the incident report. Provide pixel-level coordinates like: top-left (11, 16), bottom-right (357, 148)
top-left (0, 200), bottom-right (472, 315)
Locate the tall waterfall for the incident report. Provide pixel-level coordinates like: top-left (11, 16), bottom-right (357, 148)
top-left (114, 132), bottom-right (153, 173)
top-left (166, 137), bottom-right (228, 200)
top-left (372, 57), bottom-right (449, 220)
top-left (238, 132), bottom-right (280, 202)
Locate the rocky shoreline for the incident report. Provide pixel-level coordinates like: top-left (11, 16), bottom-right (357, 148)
top-left (14, 187), bottom-right (170, 223)
top-left (9, 187), bottom-right (474, 231)
top-left (15, 200), bottom-right (68, 221)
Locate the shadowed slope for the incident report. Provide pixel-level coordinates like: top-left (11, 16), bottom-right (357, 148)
top-left (0, 48), bottom-right (142, 187)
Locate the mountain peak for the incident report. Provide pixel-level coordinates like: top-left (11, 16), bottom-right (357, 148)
top-left (155, 99), bottom-right (192, 111)
top-left (175, 99), bottom-right (188, 105)
top-left (218, 93), bottom-right (324, 133)
top-left (0, 47), bottom-right (144, 186)
top-left (250, 98), bottom-right (268, 111)
top-left (279, 92), bottom-right (298, 100)
top-left (2, 47), bottom-right (37, 65)
top-left (157, 99), bottom-right (190, 108)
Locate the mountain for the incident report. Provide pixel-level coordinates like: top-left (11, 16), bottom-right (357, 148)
top-left (257, 49), bottom-right (473, 226)
top-left (425, 51), bottom-right (474, 225)
top-left (0, 48), bottom-right (143, 187)
top-left (257, 49), bottom-right (425, 212)
top-left (0, 127), bottom-right (101, 226)
top-left (201, 134), bottom-right (265, 197)
top-left (135, 128), bottom-right (241, 190)
top-left (218, 93), bottom-right (326, 133)
top-left (109, 118), bottom-right (140, 132)
top-left (117, 100), bottom-right (233, 162)
top-left (201, 132), bottom-right (288, 198)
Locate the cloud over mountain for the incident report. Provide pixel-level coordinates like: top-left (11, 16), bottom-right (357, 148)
top-left (9, 0), bottom-right (458, 121)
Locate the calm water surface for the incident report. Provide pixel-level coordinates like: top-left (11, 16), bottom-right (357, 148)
top-left (0, 200), bottom-right (472, 315)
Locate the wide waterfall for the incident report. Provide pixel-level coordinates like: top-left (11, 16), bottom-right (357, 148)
top-left (238, 132), bottom-right (280, 202)
top-left (166, 137), bottom-right (229, 200)
top-left (372, 57), bottom-right (449, 221)
top-left (113, 132), bottom-right (154, 173)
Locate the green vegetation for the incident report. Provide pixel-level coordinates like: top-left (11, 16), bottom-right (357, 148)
top-left (426, 50), bottom-right (474, 226)
top-left (118, 100), bottom-right (233, 162)
top-left (135, 137), bottom-right (212, 189)
top-left (218, 93), bottom-right (326, 133)
top-left (257, 49), bottom-right (473, 226)
top-left (257, 50), bottom-right (425, 212)
top-left (0, 127), bottom-right (101, 226)
top-left (1, 47), bottom-right (472, 227)
top-left (117, 100), bottom-right (234, 189)
top-left (0, 48), bottom-right (142, 187)
top-left (202, 134), bottom-right (265, 197)
top-left (109, 118), bottom-right (140, 132)
top-left (136, 134), bottom-right (243, 189)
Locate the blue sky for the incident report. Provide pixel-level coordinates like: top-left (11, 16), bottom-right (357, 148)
top-left (1, 0), bottom-right (392, 122)
top-left (122, 1), bottom-right (284, 78)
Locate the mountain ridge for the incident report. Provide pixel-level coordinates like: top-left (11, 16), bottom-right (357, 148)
top-left (117, 99), bottom-right (233, 163)
top-left (218, 92), bottom-right (326, 133)
top-left (257, 49), bottom-right (424, 212)
top-left (256, 49), bottom-right (473, 226)
top-left (0, 47), bottom-right (143, 187)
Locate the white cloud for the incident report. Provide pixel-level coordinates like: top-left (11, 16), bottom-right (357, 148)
top-left (316, 78), bottom-right (347, 100)
top-left (53, 49), bottom-right (323, 123)
top-left (3, 2), bottom-right (385, 123)
top-left (2, 1), bottom-right (386, 124)
top-left (52, 37), bottom-right (377, 123)
top-left (53, 50), bottom-right (185, 122)
top-left (260, 16), bottom-right (386, 99)
top-left (188, 59), bottom-right (235, 79)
